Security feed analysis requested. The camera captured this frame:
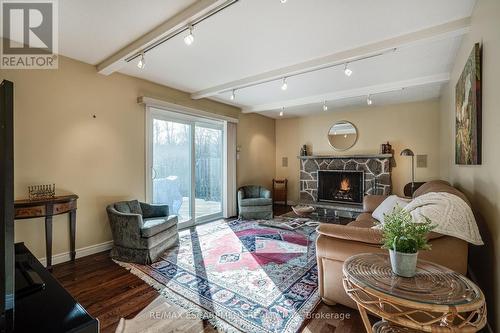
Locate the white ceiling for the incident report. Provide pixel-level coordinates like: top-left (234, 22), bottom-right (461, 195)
top-left (57, 0), bottom-right (477, 118)
top-left (264, 83), bottom-right (444, 118)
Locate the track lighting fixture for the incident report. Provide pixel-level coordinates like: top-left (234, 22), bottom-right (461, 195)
top-left (366, 95), bottom-right (373, 105)
top-left (230, 89), bottom-right (236, 101)
top-left (281, 77), bottom-right (288, 91)
top-left (344, 63), bottom-right (352, 77)
top-left (322, 101), bottom-right (328, 111)
top-left (137, 52), bottom-right (145, 69)
top-left (184, 25), bottom-right (195, 46)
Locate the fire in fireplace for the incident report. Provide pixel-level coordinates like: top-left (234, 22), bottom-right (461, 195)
top-left (317, 170), bottom-right (364, 204)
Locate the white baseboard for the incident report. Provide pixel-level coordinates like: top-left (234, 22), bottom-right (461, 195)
top-left (38, 240), bottom-right (113, 267)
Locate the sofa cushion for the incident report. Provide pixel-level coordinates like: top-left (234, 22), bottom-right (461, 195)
top-left (349, 216), bottom-right (376, 228)
top-left (114, 200), bottom-right (143, 215)
top-left (242, 186), bottom-right (262, 199)
top-left (413, 180), bottom-right (471, 207)
top-left (239, 198), bottom-right (272, 207)
top-left (138, 225), bottom-right (178, 250)
top-left (128, 200), bottom-right (143, 215)
top-left (115, 201), bottom-right (131, 214)
top-left (372, 195), bottom-right (411, 223)
top-left (140, 203), bottom-right (168, 218)
top-left (141, 216), bottom-right (178, 238)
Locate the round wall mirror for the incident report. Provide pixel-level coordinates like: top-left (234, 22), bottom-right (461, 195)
top-left (328, 121), bottom-right (358, 151)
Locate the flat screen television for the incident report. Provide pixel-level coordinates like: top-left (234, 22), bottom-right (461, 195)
top-left (0, 79), bottom-right (15, 332)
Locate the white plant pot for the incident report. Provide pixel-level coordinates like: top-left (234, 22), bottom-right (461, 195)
top-left (389, 250), bottom-right (418, 277)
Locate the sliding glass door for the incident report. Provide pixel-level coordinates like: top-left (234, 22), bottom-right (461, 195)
top-left (151, 117), bottom-right (192, 223)
top-left (148, 108), bottom-right (223, 227)
top-left (195, 123), bottom-right (223, 222)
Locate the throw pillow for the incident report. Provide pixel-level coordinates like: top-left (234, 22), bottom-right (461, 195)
top-left (372, 195), bottom-right (411, 223)
top-left (128, 200), bottom-right (143, 215)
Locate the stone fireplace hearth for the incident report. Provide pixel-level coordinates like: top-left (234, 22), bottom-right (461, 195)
top-left (299, 154), bottom-right (392, 205)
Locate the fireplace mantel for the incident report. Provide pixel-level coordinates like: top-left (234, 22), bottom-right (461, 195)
top-left (298, 154), bottom-right (392, 160)
top-left (298, 154), bottom-right (392, 204)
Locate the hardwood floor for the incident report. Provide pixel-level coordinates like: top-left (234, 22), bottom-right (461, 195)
top-left (273, 204), bottom-right (294, 216)
top-left (52, 251), bottom-right (159, 333)
top-left (51, 210), bottom-right (368, 333)
top-left (52, 250), bottom-right (367, 333)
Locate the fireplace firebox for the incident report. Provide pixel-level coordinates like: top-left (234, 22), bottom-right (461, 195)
top-left (317, 170), bottom-right (364, 205)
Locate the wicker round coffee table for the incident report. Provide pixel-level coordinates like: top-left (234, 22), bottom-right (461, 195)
top-left (342, 253), bottom-right (487, 333)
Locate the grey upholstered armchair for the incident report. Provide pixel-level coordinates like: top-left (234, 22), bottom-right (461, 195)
top-left (238, 185), bottom-right (273, 220)
top-left (106, 200), bottom-right (178, 264)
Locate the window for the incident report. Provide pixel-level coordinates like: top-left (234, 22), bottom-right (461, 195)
top-left (146, 107), bottom-right (225, 227)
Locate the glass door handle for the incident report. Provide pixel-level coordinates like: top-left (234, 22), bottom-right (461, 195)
top-left (151, 167), bottom-right (157, 180)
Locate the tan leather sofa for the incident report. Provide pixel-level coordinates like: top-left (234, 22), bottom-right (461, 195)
top-left (315, 180), bottom-right (469, 308)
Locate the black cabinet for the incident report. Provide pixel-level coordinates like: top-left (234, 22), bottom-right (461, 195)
top-left (14, 243), bottom-right (99, 333)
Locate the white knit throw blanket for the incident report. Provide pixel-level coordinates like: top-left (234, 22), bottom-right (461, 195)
top-left (404, 192), bottom-right (484, 245)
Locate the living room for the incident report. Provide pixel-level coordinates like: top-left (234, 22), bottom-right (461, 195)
top-left (1, 0), bottom-right (499, 332)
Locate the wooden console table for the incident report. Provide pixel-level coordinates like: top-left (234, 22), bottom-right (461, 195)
top-left (14, 194), bottom-right (78, 270)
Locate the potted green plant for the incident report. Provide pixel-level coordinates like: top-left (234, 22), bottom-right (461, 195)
top-left (378, 206), bottom-right (435, 277)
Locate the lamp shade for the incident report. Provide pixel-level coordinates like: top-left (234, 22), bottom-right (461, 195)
top-left (400, 148), bottom-right (414, 156)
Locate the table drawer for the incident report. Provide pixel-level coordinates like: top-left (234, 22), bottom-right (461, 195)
top-left (15, 206), bottom-right (46, 218)
top-left (54, 201), bottom-right (77, 214)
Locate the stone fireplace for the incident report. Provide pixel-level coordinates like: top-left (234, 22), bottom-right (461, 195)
top-left (299, 154), bottom-right (392, 206)
top-left (317, 170), bottom-right (364, 204)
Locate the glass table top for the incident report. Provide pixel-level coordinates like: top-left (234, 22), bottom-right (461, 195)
top-left (343, 253), bottom-right (481, 306)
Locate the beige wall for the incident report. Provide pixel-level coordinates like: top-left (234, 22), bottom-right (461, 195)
top-left (276, 100), bottom-right (442, 202)
top-left (0, 55), bottom-right (275, 259)
top-left (439, 0), bottom-right (500, 330)
top-left (237, 113), bottom-right (276, 190)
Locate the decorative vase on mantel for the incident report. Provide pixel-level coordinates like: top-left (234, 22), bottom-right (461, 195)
top-left (300, 144), bottom-right (308, 156)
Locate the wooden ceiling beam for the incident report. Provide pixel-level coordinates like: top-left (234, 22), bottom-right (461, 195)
top-left (241, 73), bottom-right (450, 113)
top-left (96, 0), bottom-right (231, 75)
top-left (191, 17), bottom-right (470, 100)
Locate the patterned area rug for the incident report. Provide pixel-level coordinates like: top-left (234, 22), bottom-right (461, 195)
top-left (116, 219), bottom-right (320, 333)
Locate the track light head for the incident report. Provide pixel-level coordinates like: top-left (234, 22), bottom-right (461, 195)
top-left (184, 25), bottom-right (194, 46)
top-left (280, 0), bottom-right (287, 3)
top-left (322, 101), bottom-right (328, 111)
top-left (281, 77), bottom-right (288, 91)
top-left (137, 52), bottom-right (145, 69)
top-left (279, 107), bottom-right (284, 117)
top-left (366, 95), bottom-right (373, 105)
top-left (230, 89), bottom-right (236, 101)
top-left (344, 63), bottom-right (352, 77)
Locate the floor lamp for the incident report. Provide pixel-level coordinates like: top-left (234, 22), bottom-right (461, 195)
top-left (400, 148), bottom-right (415, 196)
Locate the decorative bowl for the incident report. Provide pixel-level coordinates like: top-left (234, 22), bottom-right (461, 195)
top-left (292, 205), bottom-right (315, 217)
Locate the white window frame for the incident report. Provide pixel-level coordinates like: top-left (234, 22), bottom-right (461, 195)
top-left (145, 105), bottom-right (230, 228)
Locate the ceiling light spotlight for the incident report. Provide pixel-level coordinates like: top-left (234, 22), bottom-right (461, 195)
top-left (280, 0), bottom-right (287, 3)
top-left (366, 95), bottom-right (373, 105)
top-left (137, 52), bottom-right (146, 69)
top-left (281, 77), bottom-right (288, 91)
top-left (230, 89), bottom-right (236, 101)
top-left (279, 107), bottom-right (285, 117)
top-left (344, 63), bottom-right (353, 77)
top-left (184, 25), bottom-right (195, 46)
top-left (322, 101), bottom-right (328, 112)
